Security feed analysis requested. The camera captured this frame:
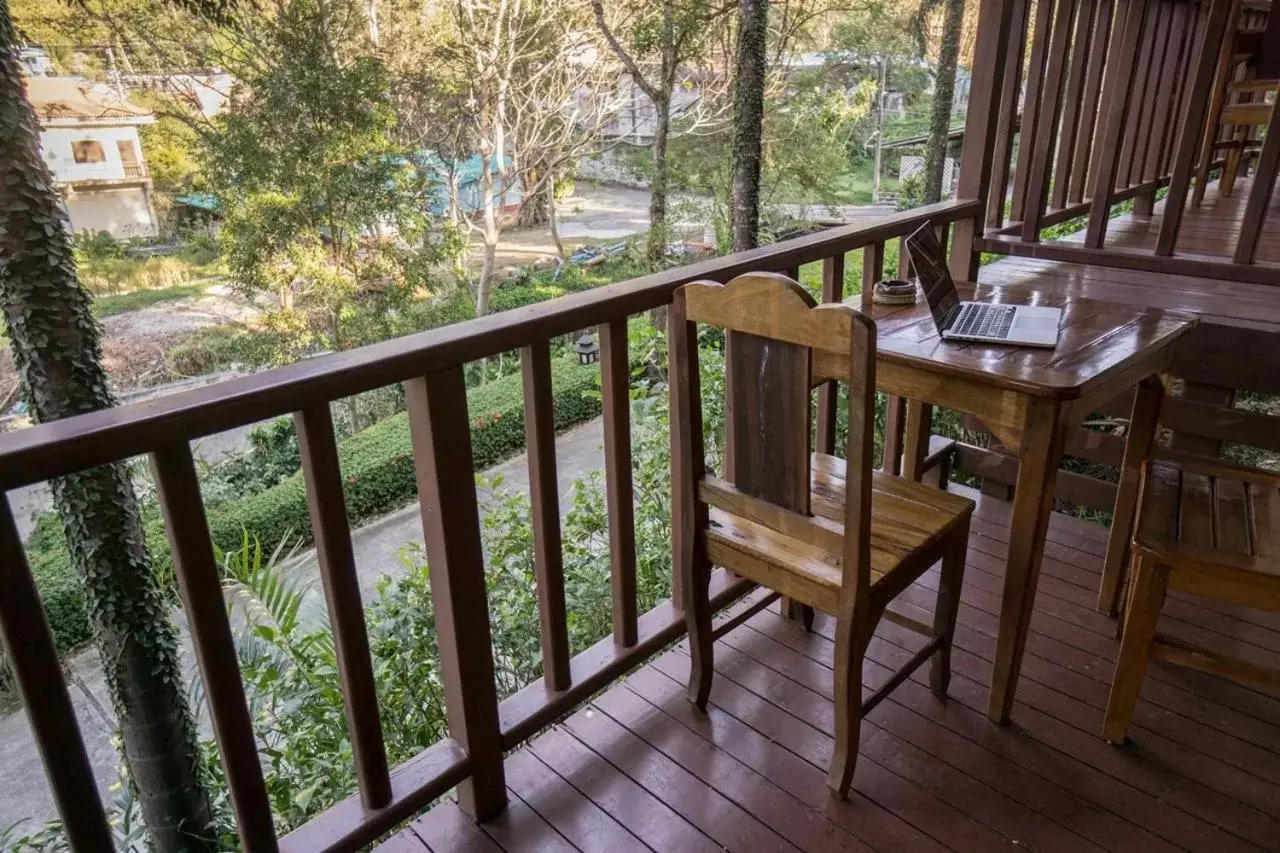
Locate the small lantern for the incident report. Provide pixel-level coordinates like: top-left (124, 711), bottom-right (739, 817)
top-left (574, 333), bottom-right (600, 365)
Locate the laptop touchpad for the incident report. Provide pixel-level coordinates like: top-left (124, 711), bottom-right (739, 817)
top-left (1013, 315), bottom-right (1058, 331)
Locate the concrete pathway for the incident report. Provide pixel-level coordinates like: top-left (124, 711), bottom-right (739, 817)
top-left (0, 417), bottom-right (608, 832)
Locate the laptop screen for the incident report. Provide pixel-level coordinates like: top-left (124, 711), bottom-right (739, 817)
top-left (905, 222), bottom-right (960, 332)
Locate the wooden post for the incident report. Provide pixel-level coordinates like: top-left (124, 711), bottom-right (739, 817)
top-left (1142, 2), bottom-right (1190, 185)
top-left (988, 0), bottom-right (1031, 229)
top-left (1053, 0), bottom-right (1099, 210)
top-left (405, 369), bottom-right (506, 821)
top-left (1117, 1), bottom-right (1160, 191)
top-left (1084, 0), bottom-right (1151, 248)
top-left (951, 0), bottom-right (1018, 279)
top-left (599, 319), bottom-right (638, 647)
top-left (151, 443), bottom-right (279, 851)
top-left (521, 341), bottom-right (572, 691)
top-left (296, 404), bottom-right (392, 809)
top-left (1022, 0), bottom-right (1081, 241)
top-left (1156, 0), bottom-right (1235, 255)
top-left (1068, 0), bottom-right (1116, 204)
top-left (1231, 102), bottom-right (1280, 264)
top-left (882, 395), bottom-right (907, 475)
top-left (0, 499), bottom-right (114, 852)
top-left (816, 253), bottom-right (846, 455)
top-left (1010, 0), bottom-right (1059, 224)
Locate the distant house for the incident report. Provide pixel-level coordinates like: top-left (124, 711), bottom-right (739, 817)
top-left (27, 75), bottom-right (158, 238)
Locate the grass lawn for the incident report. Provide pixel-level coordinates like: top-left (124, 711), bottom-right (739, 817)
top-left (93, 280), bottom-right (216, 318)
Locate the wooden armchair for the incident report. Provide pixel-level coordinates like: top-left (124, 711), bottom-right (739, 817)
top-left (1102, 446), bottom-right (1280, 743)
top-left (670, 272), bottom-right (974, 798)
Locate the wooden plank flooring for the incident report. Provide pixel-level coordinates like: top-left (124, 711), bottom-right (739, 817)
top-left (978, 176), bottom-right (1280, 333)
top-left (383, 484), bottom-right (1280, 853)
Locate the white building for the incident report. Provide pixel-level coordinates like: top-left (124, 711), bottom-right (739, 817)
top-left (28, 76), bottom-right (158, 238)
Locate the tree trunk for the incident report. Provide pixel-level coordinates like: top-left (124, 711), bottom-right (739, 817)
top-left (648, 96), bottom-right (671, 267)
top-left (923, 0), bottom-right (965, 204)
top-left (547, 176), bottom-right (566, 259)
top-left (0, 4), bottom-right (216, 851)
top-left (476, 153), bottom-right (500, 316)
top-left (730, 0), bottom-right (769, 252)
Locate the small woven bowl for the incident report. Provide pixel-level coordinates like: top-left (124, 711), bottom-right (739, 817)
top-left (872, 279), bottom-right (918, 306)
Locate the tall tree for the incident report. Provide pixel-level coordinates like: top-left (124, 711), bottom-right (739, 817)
top-left (592, 0), bottom-right (717, 266)
top-left (207, 0), bottom-right (431, 429)
top-left (0, 0), bottom-right (216, 849)
top-left (916, 0), bottom-right (965, 204)
top-left (730, 0), bottom-right (768, 251)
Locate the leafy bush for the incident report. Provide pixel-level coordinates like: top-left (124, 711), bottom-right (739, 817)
top-left (489, 284), bottom-right (565, 313)
top-left (19, 357), bottom-right (602, 662)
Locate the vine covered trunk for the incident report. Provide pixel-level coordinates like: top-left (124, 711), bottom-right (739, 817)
top-left (923, 0), bottom-right (964, 204)
top-left (0, 3), bottom-right (216, 849)
top-left (926, 0), bottom-right (962, 204)
top-left (730, 0), bottom-right (769, 252)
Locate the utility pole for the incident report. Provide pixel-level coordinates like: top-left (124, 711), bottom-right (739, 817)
top-left (871, 54), bottom-right (888, 204)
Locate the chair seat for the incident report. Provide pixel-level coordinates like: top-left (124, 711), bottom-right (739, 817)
top-left (705, 453), bottom-right (973, 614)
top-left (1135, 457), bottom-right (1280, 607)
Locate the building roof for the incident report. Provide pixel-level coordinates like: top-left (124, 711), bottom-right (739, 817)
top-left (25, 76), bottom-right (153, 124)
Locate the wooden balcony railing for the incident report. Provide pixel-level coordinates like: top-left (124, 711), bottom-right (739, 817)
top-left (953, 0), bottom-right (1279, 284)
top-left (0, 199), bottom-right (980, 853)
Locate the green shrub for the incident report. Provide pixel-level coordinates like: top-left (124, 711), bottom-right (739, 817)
top-left (20, 357), bottom-right (602, 660)
top-left (489, 284), bottom-right (565, 313)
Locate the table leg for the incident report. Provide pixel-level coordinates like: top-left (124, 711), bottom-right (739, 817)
top-left (902, 400), bottom-right (933, 482)
top-left (988, 398), bottom-right (1067, 725)
top-left (1098, 375), bottom-right (1165, 616)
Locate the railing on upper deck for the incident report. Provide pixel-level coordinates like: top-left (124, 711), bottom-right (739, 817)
top-left (946, 0), bottom-right (1279, 285)
top-left (0, 199), bottom-right (979, 853)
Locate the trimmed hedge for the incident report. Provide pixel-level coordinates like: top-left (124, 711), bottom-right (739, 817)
top-left (22, 357), bottom-right (602, 658)
top-left (489, 284), bottom-right (565, 314)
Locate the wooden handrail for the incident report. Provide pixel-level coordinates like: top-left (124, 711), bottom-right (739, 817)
top-left (0, 200), bottom-right (978, 493)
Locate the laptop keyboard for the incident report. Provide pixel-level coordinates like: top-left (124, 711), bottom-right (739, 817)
top-left (951, 303), bottom-right (1016, 340)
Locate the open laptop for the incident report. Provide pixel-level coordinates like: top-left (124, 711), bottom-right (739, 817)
top-left (905, 223), bottom-right (1062, 347)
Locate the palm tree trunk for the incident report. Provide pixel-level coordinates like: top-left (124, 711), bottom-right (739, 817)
top-left (731, 0), bottom-right (769, 252)
top-left (0, 4), bottom-right (216, 850)
top-left (923, 0), bottom-right (965, 204)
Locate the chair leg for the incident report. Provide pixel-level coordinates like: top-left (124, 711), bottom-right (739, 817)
top-left (683, 547), bottom-right (714, 711)
top-left (783, 597), bottom-right (816, 631)
top-left (1222, 135), bottom-right (1244, 197)
top-left (828, 619), bottom-right (869, 799)
top-left (1102, 556), bottom-right (1167, 744)
top-left (931, 524), bottom-right (969, 698)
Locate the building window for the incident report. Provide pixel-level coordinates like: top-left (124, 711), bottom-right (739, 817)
top-left (71, 140), bottom-right (106, 163)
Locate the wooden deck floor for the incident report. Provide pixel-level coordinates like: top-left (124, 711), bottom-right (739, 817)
top-left (381, 485), bottom-right (1280, 853)
top-left (978, 176), bottom-right (1280, 333)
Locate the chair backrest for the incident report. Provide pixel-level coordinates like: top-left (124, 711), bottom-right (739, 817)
top-left (668, 272), bottom-right (878, 586)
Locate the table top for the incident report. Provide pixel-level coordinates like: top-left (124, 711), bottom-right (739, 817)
top-left (851, 282), bottom-right (1198, 400)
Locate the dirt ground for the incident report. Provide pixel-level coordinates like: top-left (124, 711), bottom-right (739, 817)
top-left (0, 283), bottom-right (259, 411)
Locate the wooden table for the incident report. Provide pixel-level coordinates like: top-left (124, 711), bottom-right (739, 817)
top-left (817, 282), bottom-right (1198, 724)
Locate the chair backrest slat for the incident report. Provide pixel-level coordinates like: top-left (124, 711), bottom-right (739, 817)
top-left (725, 329), bottom-right (813, 514)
